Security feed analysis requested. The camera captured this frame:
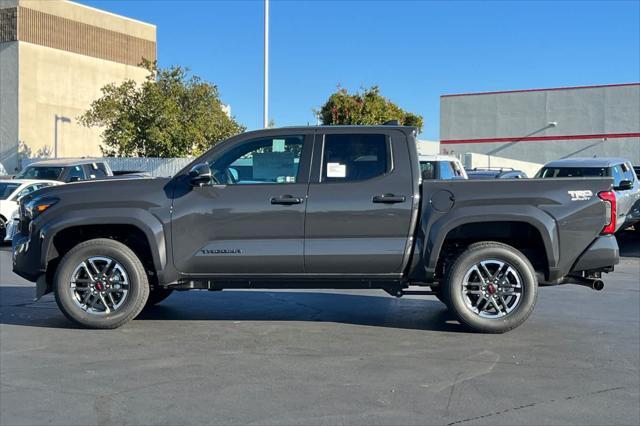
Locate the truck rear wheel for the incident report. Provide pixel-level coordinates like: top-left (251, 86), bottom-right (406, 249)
top-left (443, 241), bottom-right (538, 333)
top-left (53, 238), bottom-right (149, 329)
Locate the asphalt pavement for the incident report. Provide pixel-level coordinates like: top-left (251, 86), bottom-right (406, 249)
top-left (0, 232), bottom-right (638, 426)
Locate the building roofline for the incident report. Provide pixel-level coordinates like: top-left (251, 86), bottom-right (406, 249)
top-left (441, 82), bottom-right (640, 98)
top-left (66, 0), bottom-right (156, 28)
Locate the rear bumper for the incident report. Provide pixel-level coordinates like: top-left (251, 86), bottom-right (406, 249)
top-left (571, 235), bottom-right (619, 273)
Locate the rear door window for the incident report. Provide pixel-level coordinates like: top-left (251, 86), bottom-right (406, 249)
top-left (84, 163), bottom-right (107, 179)
top-left (67, 165), bottom-right (86, 181)
top-left (321, 134), bottom-right (389, 182)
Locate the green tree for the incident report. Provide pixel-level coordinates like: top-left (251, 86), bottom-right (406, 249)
top-left (79, 60), bottom-right (245, 157)
top-left (318, 86), bottom-right (424, 132)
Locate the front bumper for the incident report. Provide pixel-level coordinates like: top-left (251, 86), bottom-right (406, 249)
top-left (4, 218), bottom-right (19, 242)
top-left (571, 235), bottom-right (620, 272)
top-left (12, 232), bottom-right (44, 282)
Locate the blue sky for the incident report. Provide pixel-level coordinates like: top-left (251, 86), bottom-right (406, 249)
top-left (81, 0), bottom-right (640, 140)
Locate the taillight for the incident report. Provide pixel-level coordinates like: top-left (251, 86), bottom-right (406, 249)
top-left (598, 190), bottom-right (616, 235)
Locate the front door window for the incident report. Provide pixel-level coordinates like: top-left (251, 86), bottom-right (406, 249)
top-left (209, 136), bottom-right (304, 185)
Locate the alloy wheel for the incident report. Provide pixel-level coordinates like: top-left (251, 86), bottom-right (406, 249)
top-left (68, 256), bottom-right (130, 315)
top-left (460, 259), bottom-right (523, 319)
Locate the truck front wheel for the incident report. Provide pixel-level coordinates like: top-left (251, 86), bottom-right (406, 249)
top-left (53, 238), bottom-right (150, 329)
top-left (443, 241), bottom-right (538, 333)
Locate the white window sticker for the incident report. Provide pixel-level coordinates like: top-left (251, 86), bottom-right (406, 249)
top-left (327, 162), bottom-right (346, 178)
top-left (272, 139), bottom-right (286, 152)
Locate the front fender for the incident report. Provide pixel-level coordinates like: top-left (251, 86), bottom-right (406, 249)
top-left (39, 208), bottom-right (167, 276)
top-left (423, 205), bottom-right (559, 280)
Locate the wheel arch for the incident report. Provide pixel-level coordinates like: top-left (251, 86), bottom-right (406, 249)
top-left (424, 207), bottom-right (559, 281)
top-left (40, 209), bottom-right (167, 283)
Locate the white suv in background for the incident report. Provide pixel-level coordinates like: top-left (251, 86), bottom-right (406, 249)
top-left (419, 155), bottom-right (468, 180)
top-left (0, 179), bottom-right (62, 242)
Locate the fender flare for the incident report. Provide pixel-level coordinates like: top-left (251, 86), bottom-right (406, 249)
top-left (39, 208), bottom-right (167, 275)
top-left (423, 205), bottom-right (559, 279)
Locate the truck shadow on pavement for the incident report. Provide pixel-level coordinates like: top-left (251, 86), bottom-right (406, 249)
top-left (0, 286), bottom-right (464, 332)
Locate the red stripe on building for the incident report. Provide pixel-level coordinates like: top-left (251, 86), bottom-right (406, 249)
top-left (441, 132), bottom-right (640, 145)
top-left (441, 83), bottom-right (640, 98)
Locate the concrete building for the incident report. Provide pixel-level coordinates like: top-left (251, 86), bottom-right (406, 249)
top-left (440, 83), bottom-right (640, 166)
top-left (0, 0), bottom-right (156, 172)
top-left (416, 139), bottom-right (440, 156)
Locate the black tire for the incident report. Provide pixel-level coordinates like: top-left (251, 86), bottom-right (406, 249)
top-left (145, 287), bottom-right (173, 307)
top-left (54, 238), bottom-right (149, 329)
top-left (442, 241), bottom-right (538, 334)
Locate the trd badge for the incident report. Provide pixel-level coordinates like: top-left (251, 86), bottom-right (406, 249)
top-left (568, 190), bottom-right (593, 201)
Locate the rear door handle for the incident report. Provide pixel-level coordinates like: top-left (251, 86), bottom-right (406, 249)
top-left (271, 194), bottom-right (304, 205)
top-left (372, 194), bottom-right (406, 204)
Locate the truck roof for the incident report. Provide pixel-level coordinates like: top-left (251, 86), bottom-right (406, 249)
top-left (241, 125), bottom-right (417, 136)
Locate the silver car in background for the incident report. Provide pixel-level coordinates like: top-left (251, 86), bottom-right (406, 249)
top-left (537, 157), bottom-right (640, 232)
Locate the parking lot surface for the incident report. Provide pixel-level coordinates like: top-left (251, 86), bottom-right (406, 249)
top-left (1, 232), bottom-right (638, 426)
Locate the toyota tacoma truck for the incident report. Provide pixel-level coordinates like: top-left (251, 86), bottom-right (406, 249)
top-left (12, 126), bottom-right (620, 332)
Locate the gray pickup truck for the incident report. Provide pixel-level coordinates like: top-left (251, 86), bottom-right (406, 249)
top-left (12, 126), bottom-right (620, 333)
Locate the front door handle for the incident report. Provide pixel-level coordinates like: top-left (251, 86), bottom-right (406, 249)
top-left (271, 194), bottom-right (304, 205)
top-left (372, 194), bottom-right (406, 204)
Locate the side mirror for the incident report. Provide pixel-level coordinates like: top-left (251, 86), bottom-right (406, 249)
top-left (188, 163), bottom-right (212, 186)
top-left (615, 180), bottom-right (633, 191)
top-left (68, 176), bottom-right (81, 182)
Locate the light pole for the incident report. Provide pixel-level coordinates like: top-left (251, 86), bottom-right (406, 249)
top-left (54, 114), bottom-right (71, 158)
top-left (263, 0), bottom-right (269, 128)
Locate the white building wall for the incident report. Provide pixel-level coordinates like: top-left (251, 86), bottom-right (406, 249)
top-left (0, 41), bottom-right (19, 172)
top-left (440, 84), bottom-right (640, 165)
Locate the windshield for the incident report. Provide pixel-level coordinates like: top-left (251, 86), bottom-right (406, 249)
top-left (537, 167), bottom-right (609, 178)
top-left (0, 183), bottom-right (21, 200)
top-left (15, 166), bottom-right (64, 180)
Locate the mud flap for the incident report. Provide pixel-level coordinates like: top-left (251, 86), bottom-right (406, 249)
top-left (34, 275), bottom-right (51, 301)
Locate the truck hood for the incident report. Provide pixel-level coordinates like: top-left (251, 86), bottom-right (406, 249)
top-left (31, 177), bottom-right (173, 211)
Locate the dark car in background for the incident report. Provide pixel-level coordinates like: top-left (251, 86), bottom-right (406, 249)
top-left (14, 159), bottom-right (114, 182)
top-left (537, 157), bottom-right (640, 232)
top-left (466, 167), bottom-right (528, 180)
